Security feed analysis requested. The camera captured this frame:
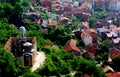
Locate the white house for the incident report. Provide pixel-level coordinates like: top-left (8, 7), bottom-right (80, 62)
top-left (81, 32), bottom-right (93, 46)
top-left (73, 1), bottom-right (79, 7)
top-left (108, 0), bottom-right (120, 11)
top-left (83, 36), bottom-right (93, 46)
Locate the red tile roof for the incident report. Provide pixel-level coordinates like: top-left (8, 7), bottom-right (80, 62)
top-left (34, 19), bottom-right (43, 25)
top-left (59, 17), bottom-right (69, 21)
top-left (109, 47), bottom-right (120, 59)
top-left (62, 2), bottom-right (71, 7)
top-left (48, 19), bottom-right (57, 27)
top-left (116, 27), bottom-right (120, 31)
top-left (81, 32), bottom-right (90, 39)
top-left (81, 29), bottom-right (98, 40)
top-left (109, 24), bottom-right (117, 29)
top-left (40, 0), bottom-right (52, 9)
top-left (82, 74), bottom-right (90, 77)
top-left (84, 29), bottom-right (96, 34)
top-left (77, 5), bottom-right (91, 13)
top-left (65, 39), bottom-right (80, 52)
top-left (81, 21), bottom-right (89, 28)
top-left (86, 43), bottom-right (98, 54)
top-left (106, 72), bottom-right (120, 77)
top-left (90, 32), bottom-right (98, 40)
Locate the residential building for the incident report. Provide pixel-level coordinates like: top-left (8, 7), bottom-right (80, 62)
top-left (39, 0), bottom-right (52, 10)
top-left (81, 21), bottom-right (89, 29)
top-left (65, 39), bottom-right (81, 56)
top-left (81, 32), bottom-right (93, 46)
top-left (108, 0), bottom-right (120, 11)
top-left (109, 47), bottom-right (120, 60)
top-left (59, 17), bottom-right (69, 24)
top-left (48, 19), bottom-right (58, 28)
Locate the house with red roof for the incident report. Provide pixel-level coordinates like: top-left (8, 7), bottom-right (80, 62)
top-left (108, 0), bottom-right (120, 11)
top-left (65, 39), bottom-right (81, 56)
top-left (81, 74), bottom-right (90, 77)
top-left (81, 29), bottom-right (98, 45)
top-left (48, 19), bottom-right (58, 28)
top-left (81, 32), bottom-right (93, 46)
top-left (63, 12), bottom-right (73, 19)
top-left (81, 21), bottom-right (89, 29)
top-left (84, 43), bottom-right (98, 59)
top-left (74, 12), bottom-right (90, 21)
top-left (95, 0), bottom-right (106, 10)
top-left (59, 17), bottom-right (69, 24)
top-left (109, 47), bottom-right (120, 60)
top-left (38, 0), bottom-right (52, 10)
top-left (77, 5), bottom-right (91, 13)
top-left (94, 19), bottom-right (110, 29)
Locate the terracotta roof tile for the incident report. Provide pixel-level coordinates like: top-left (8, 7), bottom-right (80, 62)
top-left (81, 21), bottom-right (89, 28)
top-left (86, 43), bottom-right (98, 54)
top-left (65, 39), bottom-right (80, 52)
top-left (48, 19), bottom-right (57, 27)
top-left (106, 72), bottom-right (120, 77)
top-left (109, 24), bottom-right (117, 29)
top-left (109, 47), bottom-right (120, 59)
top-left (81, 32), bottom-right (90, 39)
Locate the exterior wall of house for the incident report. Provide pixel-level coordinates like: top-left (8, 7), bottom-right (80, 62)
top-left (108, 2), bottom-right (117, 11)
top-left (83, 36), bottom-right (93, 46)
top-left (3, 37), bottom-right (12, 52)
top-left (73, 1), bottom-right (79, 7)
top-left (117, 2), bottom-right (120, 10)
top-left (108, 1), bottom-right (120, 11)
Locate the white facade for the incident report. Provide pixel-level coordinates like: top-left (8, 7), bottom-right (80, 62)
top-left (83, 36), bottom-right (93, 46)
top-left (108, 1), bottom-right (120, 11)
top-left (73, 1), bottom-right (79, 7)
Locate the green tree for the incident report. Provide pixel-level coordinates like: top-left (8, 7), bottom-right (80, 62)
top-left (71, 56), bottom-right (106, 77)
top-left (44, 26), bottom-right (72, 46)
top-left (74, 72), bottom-right (83, 77)
top-left (89, 17), bottom-right (96, 28)
top-left (113, 56), bottom-right (120, 71)
top-left (0, 49), bottom-right (29, 77)
top-left (22, 72), bottom-right (40, 77)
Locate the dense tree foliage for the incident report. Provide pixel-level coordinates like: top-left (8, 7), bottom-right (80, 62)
top-left (35, 46), bottom-right (106, 77)
top-left (113, 56), bottom-right (120, 71)
top-left (0, 0), bottom-right (29, 26)
top-left (0, 49), bottom-right (31, 77)
top-left (43, 26), bottom-right (72, 46)
top-left (0, 18), bottom-right (19, 46)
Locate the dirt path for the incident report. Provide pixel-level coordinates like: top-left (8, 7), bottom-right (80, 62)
top-left (31, 51), bottom-right (46, 72)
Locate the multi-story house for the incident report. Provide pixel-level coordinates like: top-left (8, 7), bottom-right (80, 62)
top-left (108, 0), bottom-right (120, 11)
